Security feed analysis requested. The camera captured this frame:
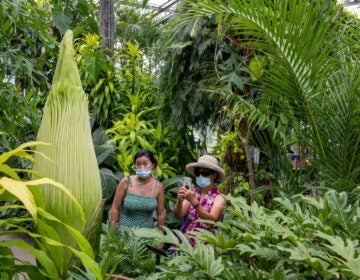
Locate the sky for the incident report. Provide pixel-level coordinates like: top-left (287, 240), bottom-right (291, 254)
top-left (148, 0), bottom-right (171, 6)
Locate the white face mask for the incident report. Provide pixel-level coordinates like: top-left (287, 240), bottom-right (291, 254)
top-left (196, 175), bottom-right (211, 188)
top-left (136, 168), bottom-right (152, 178)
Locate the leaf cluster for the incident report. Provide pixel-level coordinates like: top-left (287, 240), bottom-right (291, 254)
top-left (135, 187), bottom-right (360, 279)
top-left (0, 142), bottom-right (101, 279)
top-left (98, 225), bottom-right (157, 278)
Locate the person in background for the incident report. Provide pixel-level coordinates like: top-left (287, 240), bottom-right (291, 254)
top-left (173, 155), bottom-right (226, 246)
top-left (109, 149), bottom-right (165, 231)
top-left (289, 145), bottom-right (307, 170)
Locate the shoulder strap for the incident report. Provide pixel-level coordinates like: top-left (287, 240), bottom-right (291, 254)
top-left (125, 176), bottom-right (131, 193)
top-left (121, 176), bottom-right (131, 207)
top-left (153, 179), bottom-right (159, 196)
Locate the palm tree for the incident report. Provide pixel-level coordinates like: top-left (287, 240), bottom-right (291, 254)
top-left (169, 0), bottom-right (360, 192)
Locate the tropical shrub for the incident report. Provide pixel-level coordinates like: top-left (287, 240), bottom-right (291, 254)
top-left (115, 0), bottom-right (161, 57)
top-left (0, 0), bottom-right (57, 91)
top-left (105, 44), bottom-right (198, 179)
top-left (0, 84), bottom-right (42, 153)
top-left (0, 0), bottom-right (103, 154)
top-left (75, 33), bottom-right (121, 127)
top-left (0, 0), bottom-right (98, 93)
top-left (158, 12), bottom-right (221, 132)
top-left (178, 0), bottom-right (360, 193)
top-left (135, 188), bottom-right (360, 279)
top-left (106, 98), bottom-right (202, 180)
top-left (0, 0), bottom-right (54, 154)
top-left (98, 225), bottom-right (157, 279)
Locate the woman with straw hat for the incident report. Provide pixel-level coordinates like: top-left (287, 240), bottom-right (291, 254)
top-left (173, 155), bottom-right (226, 245)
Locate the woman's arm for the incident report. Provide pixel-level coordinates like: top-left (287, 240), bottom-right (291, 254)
top-left (109, 177), bottom-right (128, 230)
top-left (156, 183), bottom-right (166, 231)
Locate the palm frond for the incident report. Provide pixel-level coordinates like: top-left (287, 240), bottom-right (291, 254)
top-left (181, 0), bottom-right (359, 190)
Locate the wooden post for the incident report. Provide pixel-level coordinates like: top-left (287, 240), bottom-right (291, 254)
top-left (238, 130), bottom-right (256, 198)
top-left (99, 0), bottom-right (115, 57)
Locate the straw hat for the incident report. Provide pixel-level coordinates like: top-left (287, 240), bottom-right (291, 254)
top-left (186, 155), bottom-right (225, 181)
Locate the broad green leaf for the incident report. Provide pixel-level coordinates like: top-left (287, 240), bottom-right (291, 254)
top-left (36, 219), bottom-right (65, 269)
top-left (53, 5), bottom-right (73, 35)
top-left (25, 231), bottom-right (101, 280)
top-left (0, 177), bottom-right (37, 219)
top-left (100, 168), bottom-right (118, 199)
top-left (83, 50), bottom-right (106, 83)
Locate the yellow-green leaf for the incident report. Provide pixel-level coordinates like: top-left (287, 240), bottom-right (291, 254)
top-left (0, 177), bottom-right (37, 219)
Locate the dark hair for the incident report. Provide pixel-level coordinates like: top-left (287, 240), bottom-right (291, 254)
top-left (134, 149), bottom-right (157, 167)
top-left (194, 167), bottom-right (216, 176)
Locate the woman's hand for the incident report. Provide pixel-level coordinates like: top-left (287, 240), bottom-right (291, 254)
top-left (174, 186), bottom-right (194, 218)
top-left (181, 186), bottom-right (197, 206)
top-left (177, 186), bottom-right (187, 201)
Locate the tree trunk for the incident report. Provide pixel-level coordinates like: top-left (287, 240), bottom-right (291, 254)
top-left (99, 0), bottom-right (115, 57)
top-left (238, 130), bottom-right (256, 199)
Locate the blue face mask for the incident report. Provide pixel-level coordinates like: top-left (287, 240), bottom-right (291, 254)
top-left (196, 175), bottom-right (212, 188)
top-left (136, 168), bottom-right (152, 178)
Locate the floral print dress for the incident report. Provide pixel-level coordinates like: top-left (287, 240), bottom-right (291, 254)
top-left (180, 187), bottom-right (222, 245)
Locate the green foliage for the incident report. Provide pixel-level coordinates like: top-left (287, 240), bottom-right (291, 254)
top-left (76, 37), bottom-right (160, 127)
top-left (105, 41), bottom-right (200, 179)
top-left (115, 0), bottom-right (161, 57)
top-left (0, 0), bottom-right (101, 154)
top-left (113, 41), bottom-right (161, 126)
top-left (213, 131), bottom-right (249, 195)
top-left (177, 0), bottom-right (360, 192)
top-left (135, 188), bottom-right (360, 279)
top-left (217, 44), bottom-right (251, 92)
top-left (0, 0), bottom-right (97, 91)
top-left (99, 225), bottom-right (157, 278)
top-left (159, 14), bottom-right (221, 131)
top-left (248, 56), bottom-right (265, 82)
top-left (0, 84), bottom-right (42, 153)
top-left (106, 90), bottom-right (201, 180)
top-left (92, 125), bottom-right (123, 223)
top-left (0, 0), bottom-right (57, 90)
top-left (93, 126), bottom-right (122, 200)
top-left (106, 93), bottom-right (177, 179)
top-left (52, 0), bottom-right (98, 36)
top-left (0, 142), bottom-right (101, 279)
top-left (75, 33), bottom-right (120, 127)
top-left (0, 2), bottom-right (99, 98)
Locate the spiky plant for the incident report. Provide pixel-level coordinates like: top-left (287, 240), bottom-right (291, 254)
top-left (32, 30), bottom-right (102, 275)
